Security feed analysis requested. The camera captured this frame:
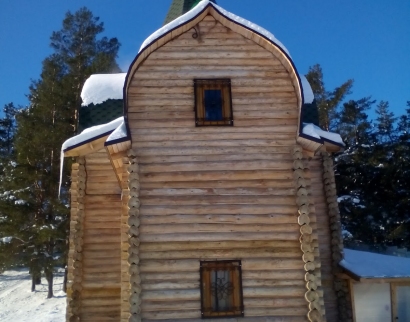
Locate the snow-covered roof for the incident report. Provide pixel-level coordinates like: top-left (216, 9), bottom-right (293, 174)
top-left (302, 123), bottom-right (344, 146)
top-left (62, 117), bottom-right (125, 153)
top-left (340, 249), bottom-right (410, 279)
top-left (106, 120), bottom-right (127, 144)
top-left (139, 0), bottom-right (290, 57)
top-left (81, 73), bottom-right (126, 106)
top-left (300, 76), bottom-right (314, 104)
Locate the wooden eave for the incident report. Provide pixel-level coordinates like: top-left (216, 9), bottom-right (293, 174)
top-left (123, 3), bottom-right (304, 133)
top-left (340, 265), bottom-right (410, 283)
top-left (297, 134), bottom-right (344, 154)
top-left (63, 135), bottom-right (110, 157)
top-left (105, 140), bottom-right (132, 185)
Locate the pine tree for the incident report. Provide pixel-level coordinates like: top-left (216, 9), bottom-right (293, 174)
top-left (305, 64), bottom-right (353, 131)
top-left (336, 100), bottom-right (410, 249)
top-left (0, 103), bottom-right (17, 157)
top-left (338, 97), bottom-right (374, 147)
top-left (3, 7), bottom-right (120, 297)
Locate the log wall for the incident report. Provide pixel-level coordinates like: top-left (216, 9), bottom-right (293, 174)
top-left (126, 15), bottom-right (322, 321)
top-left (78, 149), bottom-right (122, 321)
top-left (304, 155), bottom-right (338, 322)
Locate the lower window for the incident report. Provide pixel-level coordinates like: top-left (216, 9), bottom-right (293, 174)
top-left (200, 260), bottom-right (244, 318)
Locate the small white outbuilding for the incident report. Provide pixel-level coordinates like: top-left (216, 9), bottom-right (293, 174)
top-left (340, 249), bottom-right (410, 322)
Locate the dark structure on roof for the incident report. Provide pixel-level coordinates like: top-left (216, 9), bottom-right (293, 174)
top-left (164, 0), bottom-right (216, 25)
top-left (78, 99), bottom-right (123, 132)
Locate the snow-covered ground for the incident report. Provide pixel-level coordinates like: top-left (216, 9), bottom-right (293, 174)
top-left (0, 268), bottom-right (66, 322)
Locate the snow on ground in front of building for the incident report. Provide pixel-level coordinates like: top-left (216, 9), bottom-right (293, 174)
top-left (0, 268), bottom-right (66, 322)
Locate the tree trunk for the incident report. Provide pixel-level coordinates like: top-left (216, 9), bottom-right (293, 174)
top-left (63, 265), bottom-right (68, 293)
top-left (46, 270), bottom-right (54, 298)
top-left (31, 274), bottom-right (36, 292)
top-left (35, 275), bottom-right (41, 285)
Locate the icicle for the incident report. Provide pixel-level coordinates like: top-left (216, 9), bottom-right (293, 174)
top-left (58, 148), bottom-right (64, 198)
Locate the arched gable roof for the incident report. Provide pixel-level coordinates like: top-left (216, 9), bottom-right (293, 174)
top-left (123, 0), bottom-right (305, 136)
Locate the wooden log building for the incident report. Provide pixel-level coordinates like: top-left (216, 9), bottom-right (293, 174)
top-left (61, 1), bottom-right (351, 321)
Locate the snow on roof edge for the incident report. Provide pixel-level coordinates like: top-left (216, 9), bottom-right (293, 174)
top-left (106, 120), bottom-right (129, 144)
top-left (81, 73), bottom-right (126, 106)
top-left (300, 75), bottom-right (314, 104)
top-left (340, 249), bottom-right (410, 279)
top-left (302, 123), bottom-right (345, 146)
top-left (59, 117), bottom-right (126, 198)
top-left (62, 117), bottom-right (124, 153)
top-left (139, 0), bottom-right (290, 57)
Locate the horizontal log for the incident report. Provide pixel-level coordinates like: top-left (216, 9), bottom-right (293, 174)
top-left (140, 204), bottom-right (298, 216)
top-left (82, 258), bottom-right (121, 268)
top-left (141, 300), bottom-right (199, 311)
top-left (133, 146), bottom-right (294, 157)
top-left (244, 297), bottom-right (307, 309)
top-left (130, 77), bottom-right (291, 89)
top-left (84, 221), bottom-right (120, 229)
top-left (140, 187), bottom-right (296, 197)
top-left (127, 132), bottom-right (296, 143)
top-left (82, 282), bottom-right (121, 289)
top-left (80, 305), bottom-right (120, 314)
top-left (142, 281), bottom-right (199, 291)
top-left (81, 297), bottom-right (121, 307)
top-left (141, 272), bottom-right (198, 282)
top-left (131, 69), bottom-right (289, 80)
top-left (132, 139), bottom-right (296, 149)
top-left (80, 314), bottom-right (119, 322)
top-left (140, 240), bottom-right (300, 252)
top-left (242, 270), bottom-right (305, 280)
top-left (244, 307), bottom-right (307, 316)
top-left (148, 50), bottom-right (273, 59)
top-left (81, 288), bottom-right (121, 299)
top-left (140, 214), bottom-right (298, 225)
top-left (140, 258), bottom-right (303, 273)
top-left (83, 235), bottom-right (120, 244)
top-left (142, 289), bottom-right (199, 301)
top-left (139, 170), bottom-right (293, 182)
top-left (243, 286), bottom-right (305, 298)
top-left (139, 195), bottom-right (296, 206)
top-left (141, 309), bottom-right (199, 320)
top-left (140, 179), bottom-right (295, 190)
top-left (137, 64), bottom-right (283, 73)
top-left (140, 232), bottom-right (299, 243)
top-left (140, 248), bottom-right (302, 260)
top-left (139, 223), bottom-right (299, 234)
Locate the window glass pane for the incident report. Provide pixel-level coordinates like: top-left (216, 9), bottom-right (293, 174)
top-left (211, 269), bottom-right (233, 312)
top-left (204, 89), bottom-right (223, 121)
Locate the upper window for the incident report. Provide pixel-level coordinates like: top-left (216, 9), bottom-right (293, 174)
top-left (200, 260), bottom-right (244, 318)
top-left (194, 79), bottom-right (233, 126)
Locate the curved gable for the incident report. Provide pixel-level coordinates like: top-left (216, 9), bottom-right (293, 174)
top-left (124, 2), bottom-right (304, 130)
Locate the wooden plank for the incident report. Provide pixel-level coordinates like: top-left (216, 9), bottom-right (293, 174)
top-left (140, 213), bottom-right (298, 225)
top-left (139, 170), bottom-right (293, 182)
top-left (140, 204), bottom-right (298, 216)
top-left (140, 232), bottom-right (299, 243)
top-left (139, 240), bottom-right (300, 252)
top-left (139, 195), bottom-right (296, 206)
top-left (140, 248), bottom-right (301, 260)
top-left (139, 223), bottom-right (299, 234)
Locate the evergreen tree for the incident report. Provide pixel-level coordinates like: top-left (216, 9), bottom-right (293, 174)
top-left (338, 97), bottom-right (374, 147)
top-left (305, 64), bottom-right (353, 131)
top-left (374, 101), bottom-right (397, 144)
top-left (0, 103), bottom-right (17, 157)
top-left (336, 100), bottom-right (410, 249)
top-left (1, 7), bottom-right (120, 297)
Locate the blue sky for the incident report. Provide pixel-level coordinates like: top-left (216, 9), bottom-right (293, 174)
top-left (1, 0), bottom-right (409, 120)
